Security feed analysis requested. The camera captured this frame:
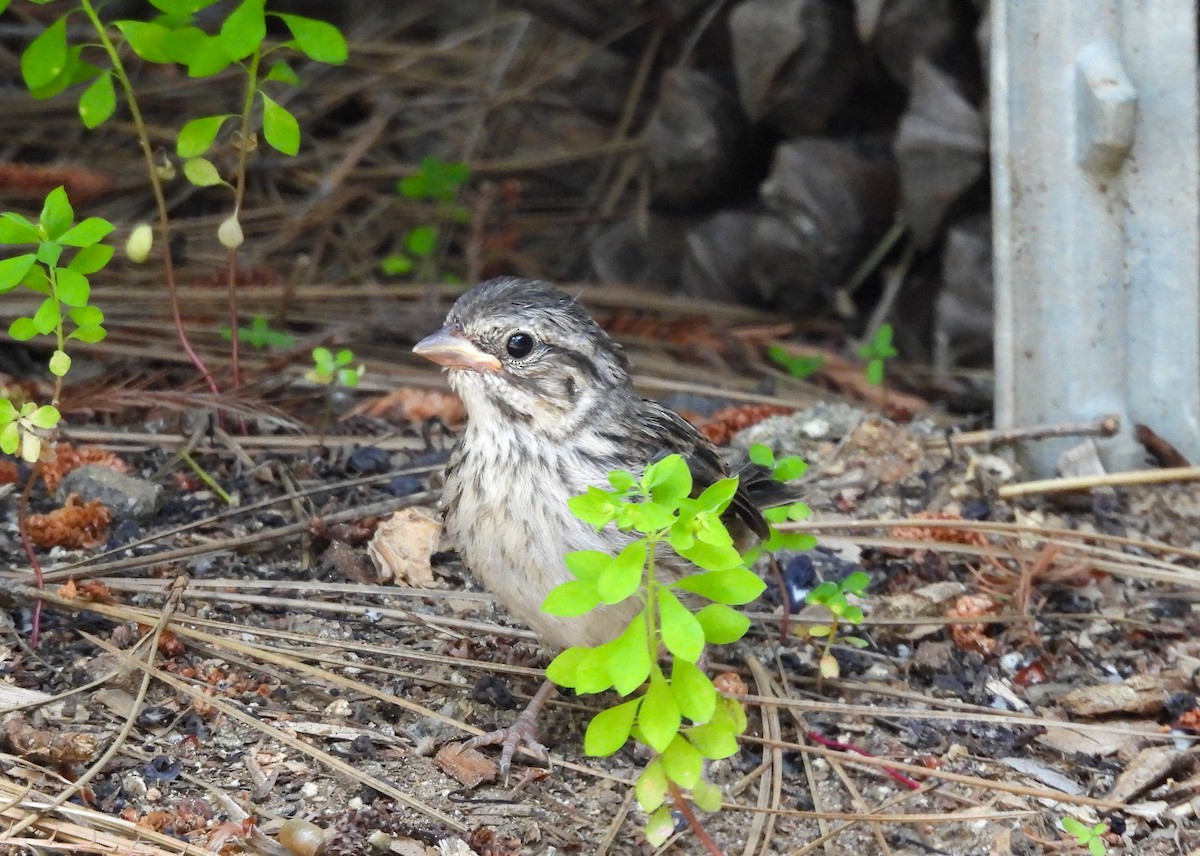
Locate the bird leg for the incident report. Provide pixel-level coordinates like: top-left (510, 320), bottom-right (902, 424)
top-left (462, 678), bottom-right (556, 781)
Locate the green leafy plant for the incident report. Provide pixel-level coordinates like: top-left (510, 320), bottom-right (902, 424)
top-left (1061, 817), bottom-right (1109, 856)
top-left (803, 572), bottom-right (870, 683)
top-left (14, 0), bottom-right (347, 390)
top-left (0, 186), bottom-right (111, 461)
top-left (541, 454), bottom-right (811, 844)
top-left (382, 157), bottom-right (471, 282)
top-left (220, 315), bottom-right (296, 350)
top-left (767, 345), bottom-right (825, 381)
top-left (858, 323), bottom-right (897, 387)
top-left (306, 347), bottom-right (363, 389)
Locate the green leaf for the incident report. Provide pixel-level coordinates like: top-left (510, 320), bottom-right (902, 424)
top-left (541, 579), bottom-right (600, 617)
top-left (68, 306), bottom-right (103, 327)
top-left (622, 500), bottom-right (676, 533)
top-left (48, 349), bottom-right (71, 377)
top-left (695, 603), bottom-right (751, 644)
top-left (748, 444), bottom-right (774, 467)
top-left (866, 360), bottom-right (884, 386)
top-left (69, 324), bottom-right (107, 344)
top-left (545, 646), bottom-right (588, 689)
top-left (1061, 817), bottom-right (1087, 837)
top-left (183, 157), bottom-right (224, 187)
top-left (635, 759), bottom-right (668, 812)
top-left (806, 581), bottom-right (839, 605)
top-left (21, 16), bottom-right (68, 90)
top-left (26, 404), bottom-right (60, 429)
top-left (607, 470), bottom-right (636, 492)
top-left (773, 455), bottom-right (808, 481)
top-left (841, 571), bottom-right (870, 595)
top-left (0, 214), bottom-right (41, 244)
top-left (260, 93), bottom-right (300, 155)
top-left (177, 115), bottom-right (232, 158)
top-left (8, 317), bottom-right (38, 341)
top-left (264, 60), bottom-right (301, 86)
top-left (564, 550), bottom-right (612, 582)
top-left (658, 588), bottom-right (704, 663)
top-left (0, 399), bottom-right (15, 423)
top-left (597, 540), bottom-right (645, 604)
top-left (219, 0), bottom-right (266, 62)
top-left (685, 720), bottom-right (739, 760)
top-left (583, 697), bottom-right (639, 756)
top-left (39, 187), bottom-right (73, 240)
top-left (691, 778), bottom-right (723, 812)
top-left (675, 538), bottom-right (744, 572)
top-left (573, 645), bottom-right (615, 694)
top-left (0, 255), bottom-right (37, 291)
top-left (568, 486), bottom-right (620, 528)
top-left (179, 33), bottom-right (232, 76)
top-left (0, 422), bottom-right (19, 455)
top-left (404, 224), bottom-right (438, 257)
top-left (645, 806), bottom-right (675, 848)
top-left (275, 13), bottom-right (348, 64)
top-left (638, 672), bottom-right (681, 753)
top-left (36, 242), bottom-right (62, 267)
top-left (380, 254), bottom-right (413, 275)
top-left (661, 734), bottom-right (703, 789)
top-left (78, 71), bottom-right (116, 129)
top-left (149, 0), bottom-right (218, 13)
top-left (32, 297), bottom-right (60, 335)
top-left (115, 20), bottom-right (175, 63)
top-left (644, 454), bottom-right (691, 506)
top-left (1088, 840), bottom-right (1105, 856)
top-left (671, 658), bottom-right (716, 723)
top-left (55, 267), bottom-right (89, 306)
top-left (606, 614), bottom-right (651, 695)
top-left (68, 244), bottom-right (114, 275)
top-left (57, 217), bottom-right (113, 248)
top-left (695, 478), bottom-right (738, 515)
top-left (674, 567), bottom-right (766, 605)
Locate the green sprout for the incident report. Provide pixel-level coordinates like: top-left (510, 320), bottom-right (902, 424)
top-left (767, 345), bottom-right (825, 381)
top-left (0, 186), bottom-right (112, 461)
top-left (858, 323), bottom-right (897, 387)
top-left (803, 572), bottom-right (870, 683)
top-left (220, 315), bottom-right (296, 350)
top-left (542, 453), bottom-right (811, 844)
top-left (306, 347), bottom-right (363, 389)
top-left (383, 157), bottom-right (471, 282)
top-left (1061, 817), bottom-right (1109, 856)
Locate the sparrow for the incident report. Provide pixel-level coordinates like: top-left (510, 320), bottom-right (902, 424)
top-left (413, 277), bottom-right (787, 775)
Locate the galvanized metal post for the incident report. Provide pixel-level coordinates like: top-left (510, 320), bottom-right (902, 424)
top-left (991, 1), bottom-right (1200, 475)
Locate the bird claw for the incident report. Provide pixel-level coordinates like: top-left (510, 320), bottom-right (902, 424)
top-left (462, 710), bottom-right (549, 782)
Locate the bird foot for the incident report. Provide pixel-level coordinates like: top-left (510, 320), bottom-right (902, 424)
top-left (462, 711), bottom-right (549, 782)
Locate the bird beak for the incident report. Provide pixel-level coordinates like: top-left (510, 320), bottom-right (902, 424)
top-left (413, 326), bottom-right (502, 372)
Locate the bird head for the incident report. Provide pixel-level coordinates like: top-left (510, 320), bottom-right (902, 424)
top-left (413, 278), bottom-right (634, 436)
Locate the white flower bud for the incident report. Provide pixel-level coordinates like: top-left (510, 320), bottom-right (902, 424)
top-left (125, 223), bottom-right (154, 263)
top-left (218, 213), bottom-right (244, 249)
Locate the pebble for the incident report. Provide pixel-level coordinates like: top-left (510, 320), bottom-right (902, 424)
top-left (58, 465), bottom-right (162, 521)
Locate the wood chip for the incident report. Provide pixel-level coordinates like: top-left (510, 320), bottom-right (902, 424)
top-left (367, 507), bottom-right (442, 587)
top-left (435, 743), bottom-right (498, 788)
top-left (1108, 746), bottom-right (1188, 803)
top-left (1059, 674), bottom-right (1167, 717)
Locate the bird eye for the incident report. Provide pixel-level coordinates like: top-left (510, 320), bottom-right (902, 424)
top-left (505, 332), bottom-right (534, 359)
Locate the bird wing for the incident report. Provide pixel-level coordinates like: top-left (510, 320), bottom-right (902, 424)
top-left (637, 400), bottom-right (770, 540)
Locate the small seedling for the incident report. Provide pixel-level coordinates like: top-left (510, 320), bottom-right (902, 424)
top-left (0, 186), bottom-right (112, 461)
top-left (306, 347), bottom-right (363, 389)
top-left (1061, 817), bottom-right (1108, 856)
top-left (767, 345), bottom-right (825, 381)
top-left (803, 571), bottom-right (870, 682)
top-left (220, 316), bottom-right (296, 350)
top-left (858, 323), bottom-right (897, 387)
top-left (382, 157), bottom-right (471, 282)
top-left (542, 453), bottom-right (811, 844)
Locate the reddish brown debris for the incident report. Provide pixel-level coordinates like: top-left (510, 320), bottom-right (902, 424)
top-left (0, 459), bottom-right (18, 484)
top-left (41, 443), bottom-right (132, 491)
top-left (0, 161), bottom-right (114, 204)
top-left (945, 592), bottom-right (1000, 655)
top-left (4, 714), bottom-right (98, 764)
top-left (697, 403), bottom-right (795, 445)
top-left (347, 387), bottom-right (465, 426)
top-left (56, 578), bottom-right (115, 604)
top-left (890, 511), bottom-right (989, 549)
top-left (27, 495), bottom-right (111, 549)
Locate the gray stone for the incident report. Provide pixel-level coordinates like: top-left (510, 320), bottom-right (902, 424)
top-left (57, 465), bottom-right (162, 521)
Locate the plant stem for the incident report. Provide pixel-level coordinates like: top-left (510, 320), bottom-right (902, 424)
top-left (78, 0), bottom-right (218, 396)
top-left (666, 782), bottom-right (723, 856)
top-left (17, 464), bottom-right (44, 647)
top-left (225, 48), bottom-right (262, 393)
top-left (46, 265), bottom-right (64, 406)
